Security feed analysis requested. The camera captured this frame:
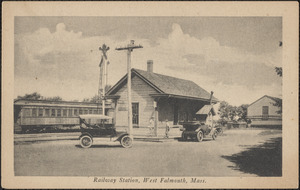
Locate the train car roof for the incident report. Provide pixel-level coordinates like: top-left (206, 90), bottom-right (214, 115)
top-left (14, 99), bottom-right (112, 108)
top-left (79, 114), bottom-right (112, 120)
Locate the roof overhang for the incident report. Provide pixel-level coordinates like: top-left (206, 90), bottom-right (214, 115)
top-left (196, 105), bottom-right (216, 116)
top-left (105, 95), bottom-right (121, 99)
top-left (149, 94), bottom-right (218, 103)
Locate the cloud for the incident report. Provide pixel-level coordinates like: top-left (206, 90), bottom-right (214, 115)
top-left (15, 22), bottom-right (282, 105)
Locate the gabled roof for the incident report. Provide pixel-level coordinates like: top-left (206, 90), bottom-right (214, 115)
top-left (196, 105), bottom-right (216, 116)
top-left (107, 68), bottom-right (218, 102)
top-left (248, 95), bottom-right (282, 107)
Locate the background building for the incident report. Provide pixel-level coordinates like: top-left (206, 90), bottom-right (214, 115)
top-left (247, 95), bottom-right (282, 127)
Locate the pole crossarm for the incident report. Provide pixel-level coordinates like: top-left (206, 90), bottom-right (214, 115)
top-left (116, 40), bottom-right (143, 51)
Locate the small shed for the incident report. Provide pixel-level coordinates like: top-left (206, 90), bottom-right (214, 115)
top-left (195, 105), bottom-right (216, 123)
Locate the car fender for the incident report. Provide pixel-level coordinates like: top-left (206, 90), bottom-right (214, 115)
top-left (79, 132), bottom-right (93, 140)
top-left (115, 133), bottom-right (130, 142)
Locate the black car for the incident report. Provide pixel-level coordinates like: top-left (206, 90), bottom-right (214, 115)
top-left (180, 121), bottom-right (218, 141)
top-left (78, 114), bottom-right (133, 148)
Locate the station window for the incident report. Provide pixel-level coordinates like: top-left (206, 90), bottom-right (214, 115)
top-left (79, 109), bottom-right (83, 115)
top-left (74, 109), bottom-right (78, 116)
top-left (68, 109), bottom-right (72, 116)
top-left (45, 109), bottom-right (50, 117)
top-left (38, 108), bottom-right (43, 117)
top-left (84, 110), bottom-right (88, 114)
top-left (93, 109), bottom-right (97, 114)
top-left (57, 109), bottom-right (61, 117)
top-left (89, 109), bottom-right (93, 114)
top-left (32, 108), bottom-right (37, 117)
top-left (51, 109), bottom-right (56, 117)
top-left (63, 109), bottom-right (67, 117)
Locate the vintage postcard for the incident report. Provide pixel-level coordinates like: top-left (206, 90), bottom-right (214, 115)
top-left (2, 1), bottom-right (299, 189)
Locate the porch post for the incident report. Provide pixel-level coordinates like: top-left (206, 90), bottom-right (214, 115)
top-left (154, 100), bottom-right (158, 137)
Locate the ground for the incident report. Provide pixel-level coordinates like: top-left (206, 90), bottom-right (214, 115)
top-left (14, 128), bottom-right (282, 176)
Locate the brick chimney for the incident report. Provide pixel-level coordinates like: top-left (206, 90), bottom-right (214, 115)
top-left (147, 60), bottom-right (153, 73)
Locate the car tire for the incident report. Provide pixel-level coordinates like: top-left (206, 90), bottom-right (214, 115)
top-left (212, 131), bottom-right (217, 140)
top-left (80, 135), bottom-right (93, 148)
top-left (217, 128), bottom-right (223, 136)
top-left (120, 135), bottom-right (133, 148)
top-left (197, 131), bottom-right (204, 142)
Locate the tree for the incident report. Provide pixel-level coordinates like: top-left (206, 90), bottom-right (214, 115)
top-left (17, 92), bottom-right (63, 101)
top-left (236, 104), bottom-right (249, 121)
top-left (17, 92), bottom-right (42, 100)
top-left (218, 101), bottom-right (236, 121)
top-left (82, 85), bottom-right (112, 103)
top-left (218, 101), bottom-right (249, 123)
top-left (274, 67), bottom-right (282, 114)
top-left (44, 96), bottom-right (63, 101)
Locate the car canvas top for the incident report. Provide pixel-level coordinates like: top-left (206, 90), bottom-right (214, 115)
top-left (78, 114), bottom-right (112, 120)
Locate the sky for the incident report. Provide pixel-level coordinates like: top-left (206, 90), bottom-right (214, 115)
top-left (14, 17), bottom-right (282, 106)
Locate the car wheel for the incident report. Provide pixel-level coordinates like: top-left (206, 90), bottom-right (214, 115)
top-left (218, 128), bottom-right (223, 136)
top-left (212, 131), bottom-right (217, 140)
top-left (197, 131), bottom-right (204, 142)
top-left (120, 135), bottom-right (133, 148)
top-left (80, 135), bottom-right (93, 148)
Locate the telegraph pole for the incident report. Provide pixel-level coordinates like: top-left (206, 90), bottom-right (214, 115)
top-left (99, 44), bottom-right (110, 115)
top-left (116, 40), bottom-right (143, 137)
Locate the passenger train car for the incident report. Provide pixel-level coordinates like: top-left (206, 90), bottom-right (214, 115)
top-left (14, 99), bottom-right (114, 133)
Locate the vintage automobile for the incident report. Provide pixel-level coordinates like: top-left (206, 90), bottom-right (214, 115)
top-left (180, 104), bottom-right (219, 142)
top-left (78, 114), bottom-right (133, 148)
top-left (180, 121), bottom-right (218, 141)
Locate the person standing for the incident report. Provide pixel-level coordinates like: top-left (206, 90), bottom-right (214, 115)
top-left (165, 119), bottom-right (170, 138)
top-left (148, 117), bottom-right (154, 136)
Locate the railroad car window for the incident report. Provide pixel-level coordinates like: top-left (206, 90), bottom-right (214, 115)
top-left (51, 109), bottom-right (56, 117)
top-left (74, 109), bottom-right (78, 116)
top-left (45, 109), bottom-right (50, 117)
top-left (84, 110), bottom-right (88, 114)
top-left (63, 109), bottom-right (67, 117)
top-left (38, 108), bottom-right (43, 117)
top-left (89, 109), bottom-right (93, 114)
top-left (32, 108), bottom-right (37, 117)
top-left (57, 109), bottom-right (61, 117)
top-left (24, 108), bottom-right (31, 117)
top-left (79, 109), bottom-right (83, 115)
top-left (69, 109), bottom-right (72, 116)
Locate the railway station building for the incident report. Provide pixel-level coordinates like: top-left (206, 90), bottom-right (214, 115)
top-left (106, 60), bottom-right (218, 129)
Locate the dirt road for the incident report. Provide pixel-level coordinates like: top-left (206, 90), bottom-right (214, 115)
top-left (14, 128), bottom-right (282, 176)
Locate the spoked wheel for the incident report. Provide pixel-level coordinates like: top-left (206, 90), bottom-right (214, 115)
top-left (80, 135), bottom-right (93, 148)
top-left (197, 131), bottom-right (204, 142)
top-left (212, 131), bottom-right (217, 140)
top-left (120, 135), bottom-right (133, 148)
top-left (217, 128), bottom-right (223, 136)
